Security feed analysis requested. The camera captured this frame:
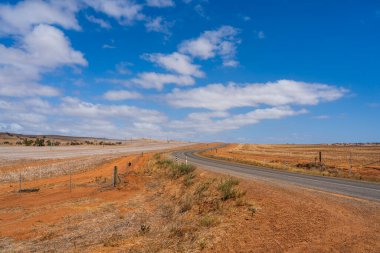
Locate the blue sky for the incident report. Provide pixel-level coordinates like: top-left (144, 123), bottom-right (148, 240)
top-left (0, 0), bottom-right (379, 143)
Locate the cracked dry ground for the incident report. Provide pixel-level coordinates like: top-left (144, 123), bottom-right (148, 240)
top-left (0, 152), bottom-right (379, 252)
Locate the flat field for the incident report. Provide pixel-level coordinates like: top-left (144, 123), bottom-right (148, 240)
top-left (202, 143), bottom-right (380, 181)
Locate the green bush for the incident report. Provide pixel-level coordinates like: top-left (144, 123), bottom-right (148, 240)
top-left (194, 180), bottom-right (212, 198)
top-left (156, 159), bottom-right (174, 168)
top-left (153, 153), bottom-right (161, 160)
top-left (168, 163), bottom-right (195, 179)
top-left (218, 177), bottom-right (240, 201)
top-left (199, 215), bottom-right (217, 227)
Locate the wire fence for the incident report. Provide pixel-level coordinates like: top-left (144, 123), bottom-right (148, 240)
top-left (0, 153), bottom-right (144, 194)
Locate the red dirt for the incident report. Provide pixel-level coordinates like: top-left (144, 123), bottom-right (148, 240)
top-left (0, 148), bottom-right (379, 252)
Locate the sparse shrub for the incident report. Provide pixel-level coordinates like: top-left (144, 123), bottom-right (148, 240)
top-left (156, 159), bottom-right (174, 168)
top-left (248, 207), bottom-right (257, 216)
top-left (218, 177), bottom-right (240, 201)
top-left (23, 138), bottom-right (34, 146)
top-left (194, 180), bottom-right (212, 199)
top-left (160, 204), bottom-right (175, 219)
top-left (33, 138), bottom-right (45, 146)
top-left (153, 153), bottom-right (161, 160)
top-left (169, 163), bottom-right (195, 179)
top-left (169, 223), bottom-right (185, 237)
top-left (199, 215), bottom-right (217, 227)
top-left (179, 194), bottom-right (193, 213)
top-left (183, 172), bottom-right (196, 186)
top-left (139, 224), bottom-right (150, 235)
top-left (199, 239), bottom-right (206, 250)
top-left (235, 198), bottom-right (245, 206)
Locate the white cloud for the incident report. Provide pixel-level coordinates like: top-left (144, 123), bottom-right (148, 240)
top-left (170, 107), bottom-right (306, 133)
top-left (145, 16), bottom-right (172, 35)
top-left (83, 0), bottom-right (144, 25)
top-left (167, 80), bottom-right (347, 111)
top-left (146, 0), bottom-right (175, 8)
top-left (0, 24), bottom-right (86, 97)
top-left (103, 90), bottom-right (142, 100)
top-left (0, 97), bottom-right (168, 138)
top-left (23, 24), bottom-right (87, 68)
top-left (60, 97), bottom-right (165, 122)
top-left (85, 15), bottom-right (111, 29)
top-left (313, 115), bottom-right (330, 120)
top-left (115, 61), bottom-right (133, 74)
top-left (257, 30), bottom-right (265, 39)
top-left (144, 52), bottom-right (204, 77)
top-left (132, 72), bottom-right (195, 90)
top-left (179, 26), bottom-right (240, 66)
top-left (0, 0), bottom-right (80, 36)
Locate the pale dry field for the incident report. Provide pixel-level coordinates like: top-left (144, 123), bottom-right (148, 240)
top-left (203, 144), bottom-right (380, 181)
top-left (0, 140), bottom-right (192, 186)
top-left (0, 141), bottom-right (190, 161)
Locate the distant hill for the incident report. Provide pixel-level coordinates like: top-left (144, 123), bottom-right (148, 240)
top-left (0, 132), bottom-right (137, 146)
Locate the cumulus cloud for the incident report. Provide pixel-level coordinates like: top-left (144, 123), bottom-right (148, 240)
top-left (83, 0), bottom-right (144, 25)
top-left (170, 107), bottom-right (307, 133)
top-left (103, 90), bottom-right (142, 100)
top-left (0, 0), bottom-right (80, 36)
top-left (146, 0), bottom-right (175, 8)
top-left (132, 72), bottom-right (195, 90)
top-left (167, 80), bottom-right (347, 111)
top-left (144, 52), bottom-right (204, 77)
top-left (145, 16), bottom-right (172, 35)
top-left (0, 24), bottom-right (87, 97)
top-left (179, 26), bottom-right (240, 66)
top-left (0, 97), bottom-right (168, 138)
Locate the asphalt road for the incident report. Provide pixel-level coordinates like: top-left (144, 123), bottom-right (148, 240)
top-left (172, 149), bottom-right (380, 202)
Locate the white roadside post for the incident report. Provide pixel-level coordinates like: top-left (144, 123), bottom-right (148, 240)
top-left (185, 155), bottom-right (188, 165)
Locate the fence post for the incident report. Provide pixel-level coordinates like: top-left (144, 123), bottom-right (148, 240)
top-left (349, 152), bottom-right (352, 176)
top-left (113, 166), bottom-right (118, 187)
top-left (319, 151), bottom-right (322, 163)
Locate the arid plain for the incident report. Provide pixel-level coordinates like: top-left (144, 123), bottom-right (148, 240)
top-left (0, 139), bottom-right (379, 252)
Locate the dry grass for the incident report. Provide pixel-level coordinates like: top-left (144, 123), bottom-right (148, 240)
top-left (0, 156), bottom-right (117, 183)
top-left (202, 144), bottom-right (380, 181)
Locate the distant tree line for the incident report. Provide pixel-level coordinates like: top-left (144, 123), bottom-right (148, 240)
top-left (14, 138), bottom-right (61, 146)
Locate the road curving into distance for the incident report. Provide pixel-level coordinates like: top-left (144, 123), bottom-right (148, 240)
top-left (172, 147), bottom-right (380, 202)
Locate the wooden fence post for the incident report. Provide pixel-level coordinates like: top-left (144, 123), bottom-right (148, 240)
top-left (113, 166), bottom-right (118, 187)
top-left (319, 151), bottom-right (322, 163)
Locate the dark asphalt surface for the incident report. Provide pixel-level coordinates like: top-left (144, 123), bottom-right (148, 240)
top-left (172, 149), bottom-right (380, 202)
